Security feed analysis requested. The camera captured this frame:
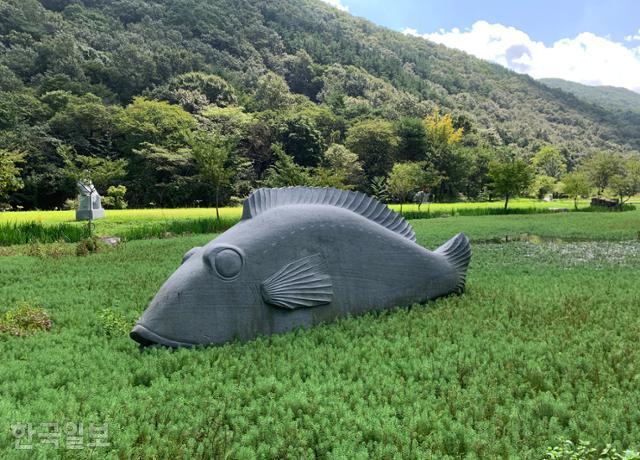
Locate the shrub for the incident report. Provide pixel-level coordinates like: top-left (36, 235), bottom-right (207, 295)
top-left (0, 302), bottom-right (51, 337)
top-left (75, 236), bottom-right (101, 256)
top-left (63, 198), bottom-right (79, 210)
top-left (545, 439), bottom-right (640, 460)
top-left (98, 309), bottom-right (132, 338)
top-left (103, 185), bottom-right (128, 209)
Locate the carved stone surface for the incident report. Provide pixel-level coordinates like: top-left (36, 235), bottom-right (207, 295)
top-left (76, 181), bottom-right (105, 221)
top-left (130, 187), bottom-right (472, 348)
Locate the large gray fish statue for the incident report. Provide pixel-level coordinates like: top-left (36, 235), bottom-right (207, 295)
top-left (130, 187), bottom-right (471, 348)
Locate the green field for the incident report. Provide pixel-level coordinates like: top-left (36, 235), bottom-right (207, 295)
top-left (1, 210), bottom-right (639, 458)
top-left (0, 198), bottom-right (606, 246)
top-left (0, 198), bottom-right (587, 225)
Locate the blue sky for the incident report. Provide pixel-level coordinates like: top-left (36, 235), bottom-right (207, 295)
top-left (321, 0), bottom-right (640, 92)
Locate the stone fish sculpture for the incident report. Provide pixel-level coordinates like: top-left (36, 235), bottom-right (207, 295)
top-left (130, 187), bottom-right (471, 348)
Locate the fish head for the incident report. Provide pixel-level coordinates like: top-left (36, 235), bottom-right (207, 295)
top-left (130, 242), bottom-right (263, 348)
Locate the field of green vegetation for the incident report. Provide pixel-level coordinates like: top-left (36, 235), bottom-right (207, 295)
top-left (1, 209), bottom-right (639, 458)
top-left (0, 198), bottom-right (602, 246)
top-left (0, 199), bottom-right (588, 224)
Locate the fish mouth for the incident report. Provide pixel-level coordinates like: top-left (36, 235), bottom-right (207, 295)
top-left (130, 324), bottom-right (196, 349)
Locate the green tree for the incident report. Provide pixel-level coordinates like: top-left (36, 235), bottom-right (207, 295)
top-left (127, 143), bottom-right (195, 207)
top-left (530, 175), bottom-right (557, 199)
top-left (582, 152), bottom-right (624, 196)
top-left (609, 158), bottom-right (640, 206)
top-left (253, 72), bottom-right (293, 112)
top-left (104, 185), bottom-right (128, 209)
top-left (532, 146), bottom-right (567, 180)
top-left (191, 132), bottom-right (236, 221)
top-left (345, 119), bottom-right (399, 179)
top-left (394, 117), bottom-right (427, 162)
top-left (149, 72), bottom-right (237, 113)
top-left (323, 144), bottom-right (363, 188)
top-left (117, 98), bottom-right (195, 153)
top-left (58, 145), bottom-right (127, 193)
top-left (0, 149), bottom-right (25, 202)
top-left (488, 155), bottom-right (534, 210)
top-left (423, 109), bottom-right (464, 152)
top-left (47, 92), bottom-right (122, 157)
top-left (283, 49), bottom-right (323, 100)
top-left (387, 162), bottom-right (425, 213)
top-left (561, 172), bottom-right (591, 209)
top-left (263, 143), bottom-right (311, 187)
top-left (278, 114), bottom-right (325, 167)
top-left (423, 109), bottom-right (468, 200)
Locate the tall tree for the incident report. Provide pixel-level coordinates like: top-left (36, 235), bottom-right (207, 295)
top-left (253, 72), bottom-right (294, 112)
top-left (58, 145), bottom-right (127, 194)
top-left (263, 143), bottom-right (311, 187)
top-left (278, 114), bottom-right (325, 167)
top-left (532, 146), bottom-right (567, 180)
top-left (423, 109), bottom-right (464, 153)
top-left (387, 162), bottom-right (425, 213)
top-left (561, 172), bottom-right (591, 209)
top-left (117, 98), bottom-right (195, 153)
top-left (609, 158), bottom-right (640, 206)
top-left (191, 132), bottom-right (236, 221)
top-left (581, 152), bottom-right (624, 196)
top-left (394, 117), bottom-right (427, 162)
top-left (488, 155), bottom-right (534, 210)
top-left (423, 109), bottom-right (467, 200)
top-left (345, 119), bottom-right (399, 180)
top-left (0, 149), bottom-right (24, 203)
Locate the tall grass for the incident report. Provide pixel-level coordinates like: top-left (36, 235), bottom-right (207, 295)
top-left (400, 206), bottom-right (551, 219)
top-left (117, 217), bottom-right (237, 241)
top-left (0, 221), bottom-right (91, 246)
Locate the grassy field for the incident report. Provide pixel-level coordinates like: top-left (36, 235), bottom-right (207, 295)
top-left (1, 210), bottom-right (639, 458)
top-left (0, 198), bottom-right (616, 246)
top-left (0, 198), bottom-right (588, 223)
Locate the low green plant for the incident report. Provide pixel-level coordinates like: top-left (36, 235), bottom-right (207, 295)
top-left (0, 302), bottom-right (51, 337)
top-left (75, 236), bottom-right (101, 256)
top-left (98, 309), bottom-right (132, 338)
top-left (26, 241), bottom-right (69, 258)
top-left (1, 212), bottom-right (640, 457)
top-left (545, 439), bottom-right (640, 460)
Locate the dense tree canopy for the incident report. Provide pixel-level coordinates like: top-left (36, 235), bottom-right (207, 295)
top-left (0, 0), bottom-right (637, 209)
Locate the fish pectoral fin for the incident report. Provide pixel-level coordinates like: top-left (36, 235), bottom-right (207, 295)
top-left (261, 254), bottom-right (333, 310)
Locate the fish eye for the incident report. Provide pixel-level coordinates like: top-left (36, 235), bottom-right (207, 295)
top-left (182, 247), bottom-right (201, 264)
top-left (204, 246), bottom-right (244, 280)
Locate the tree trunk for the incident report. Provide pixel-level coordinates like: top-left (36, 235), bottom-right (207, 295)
top-left (504, 193), bottom-right (509, 210)
top-left (574, 196), bottom-right (578, 210)
top-left (399, 202), bottom-right (403, 214)
top-left (215, 185), bottom-right (220, 222)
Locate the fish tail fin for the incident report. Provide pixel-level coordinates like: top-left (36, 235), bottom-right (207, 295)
top-left (435, 232), bottom-right (471, 293)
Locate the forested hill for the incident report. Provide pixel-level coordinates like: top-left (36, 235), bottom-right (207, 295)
top-left (1, 0), bottom-right (639, 209)
top-left (540, 78), bottom-right (640, 114)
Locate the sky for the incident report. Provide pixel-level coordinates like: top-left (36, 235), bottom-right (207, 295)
top-left (320, 0), bottom-right (640, 93)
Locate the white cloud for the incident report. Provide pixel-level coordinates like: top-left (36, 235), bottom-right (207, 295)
top-left (404, 21), bottom-right (640, 93)
top-left (320, 0), bottom-right (349, 12)
top-left (625, 29), bottom-right (640, 41)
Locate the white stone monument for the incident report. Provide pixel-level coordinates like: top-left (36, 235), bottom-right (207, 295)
top-left (76, 181), bottom-right (105, 221)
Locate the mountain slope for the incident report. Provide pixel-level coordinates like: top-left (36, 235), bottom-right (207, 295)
top-left (0, 0), bottom-right (638, 153)
top-left (540, 78), bottom-right (640, 114)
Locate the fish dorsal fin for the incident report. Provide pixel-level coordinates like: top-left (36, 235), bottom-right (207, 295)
top-left (242, 187), bottom-right (416, 242)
